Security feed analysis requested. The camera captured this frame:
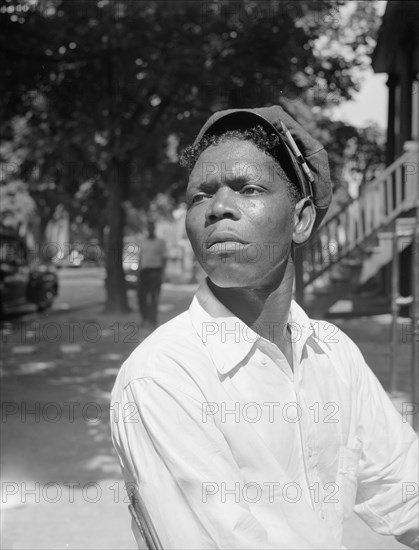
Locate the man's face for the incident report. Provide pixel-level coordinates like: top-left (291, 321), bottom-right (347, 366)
top-left (185, 139), bottom-right (295, 289)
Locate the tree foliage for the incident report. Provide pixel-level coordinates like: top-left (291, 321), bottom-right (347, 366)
top-left (0, 179), bottom-right (37, 231)
top-left (0, 0), bottom-right (383, 311)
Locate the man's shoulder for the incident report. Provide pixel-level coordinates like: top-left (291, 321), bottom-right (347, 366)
top-left (292, 301), bottom-right (357, 351)
top-left (113, 310), bottom-right (204, 389)
top-left (302, 312), bottom-right (368, 383)
top-left (308, 317), bottom-right (359, 352)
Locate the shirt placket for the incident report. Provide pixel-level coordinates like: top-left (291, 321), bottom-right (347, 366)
top-left (290, 330), bottom-right (326, 520)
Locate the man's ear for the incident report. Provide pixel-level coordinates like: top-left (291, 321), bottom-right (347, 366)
top-left (292, 197), bottom-right (316, 245)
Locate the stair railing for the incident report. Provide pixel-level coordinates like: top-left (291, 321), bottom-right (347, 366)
top-left (300, 147), bottom-right (418, 285)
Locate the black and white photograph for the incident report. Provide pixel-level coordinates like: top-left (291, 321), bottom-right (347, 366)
top-left (1, 1), bottom-right (418, 548)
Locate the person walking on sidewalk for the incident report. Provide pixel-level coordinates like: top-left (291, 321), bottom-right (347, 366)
top-left (112, 106), bottom-right (418, 549)
top-left (137, 221), bottom-right (167, 328)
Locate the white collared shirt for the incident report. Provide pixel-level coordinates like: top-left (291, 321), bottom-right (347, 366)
top-left (111, 280), bottom-right (418, 549)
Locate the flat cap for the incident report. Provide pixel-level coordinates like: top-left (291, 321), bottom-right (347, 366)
top-left (193, 105), bottom-right (332, 230)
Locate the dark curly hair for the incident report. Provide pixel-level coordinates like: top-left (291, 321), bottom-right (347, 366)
top-left (179, 126), bottom-right (302, 205)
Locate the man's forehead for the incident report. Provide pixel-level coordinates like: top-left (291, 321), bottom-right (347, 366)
top-left (188, 147), bottom-right (281, 188)
top-left (195, 138), bottom-right (266, 159)
top-left (190, 139), bottom-right (273, 174)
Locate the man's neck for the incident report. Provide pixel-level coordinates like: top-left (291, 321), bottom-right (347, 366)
top-left (207, 261), bottom-right (295, 367)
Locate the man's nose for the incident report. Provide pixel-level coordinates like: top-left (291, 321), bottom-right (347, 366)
top-left (205, 187), bottom-right (240, 223)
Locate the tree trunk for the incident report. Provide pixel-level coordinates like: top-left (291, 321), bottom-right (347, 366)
top-left (104, 159), bottom-right (129, 313)
top-left (38, 215), bottom-right (51, 262)
top-left (97, 222), bottom-right (106, 263)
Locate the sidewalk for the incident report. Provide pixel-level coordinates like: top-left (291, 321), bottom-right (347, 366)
top-left (1, 286), bottom-right (194, 550)
top-left (1, 286), bottom-right (415, 549)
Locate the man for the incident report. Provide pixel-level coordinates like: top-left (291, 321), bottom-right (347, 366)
top-left (111, 106), bottom-right (418, 549)
top-left (137, 221), bottom-right (167, 328)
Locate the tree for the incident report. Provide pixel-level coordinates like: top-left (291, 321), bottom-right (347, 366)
top-left (0, 179), bottom-right (37, 232)
top-left (313, 117), bottom-right (386, 216)
top-left (0, 0), bottom-right (383, 311)
top-left (1, 115), bottom-right (85, 257)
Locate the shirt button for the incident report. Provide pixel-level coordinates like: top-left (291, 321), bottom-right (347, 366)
top-left (308, 447), bottom-right (313, 458)
top-left (320, 510), bottom-right (326, 520)
top-left (261, 357), bottom-right (267, 365)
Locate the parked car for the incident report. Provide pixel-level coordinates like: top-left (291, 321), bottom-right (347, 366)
top-left (0, 228), bottom-right (59, 316)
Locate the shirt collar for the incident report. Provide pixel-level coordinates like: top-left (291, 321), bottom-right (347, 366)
top-left (189, 279), bottom-right (315, 375)
top-left (287, 298), bottom-right (316, 365)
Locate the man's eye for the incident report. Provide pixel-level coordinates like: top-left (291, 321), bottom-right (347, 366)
top-left (241, 186), bottom-right (262, 195)
top-left (191, 193), bottom-right (211, 204)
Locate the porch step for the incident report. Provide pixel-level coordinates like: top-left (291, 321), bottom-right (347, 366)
top-left (325, 296), bottom-right (391, 319)
top-left (359, 219), bottom-right (415, 284)
top-left (306, 292), bottom-right (392, 319)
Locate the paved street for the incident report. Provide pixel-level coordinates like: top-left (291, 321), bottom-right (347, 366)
top-left (51, 267), bottom-right (107, 312)
top-left (0, 268), bottom-right (414, 549)
top-left (1, 268), bottom-right (195, 550)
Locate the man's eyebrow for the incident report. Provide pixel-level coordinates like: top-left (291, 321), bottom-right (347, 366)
top-left (186, 180), bottom-right (218, 195)
top-left (193, 174), bottom-right (259, 189)
top-left (194, 181), bottom-right (219, 192)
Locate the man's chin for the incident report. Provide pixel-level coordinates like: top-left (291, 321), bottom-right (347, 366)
top-left (204, 266), bottom-right (263, 289)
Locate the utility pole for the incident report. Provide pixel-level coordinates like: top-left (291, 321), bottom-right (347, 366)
top-left (390, 227), bottom-right (400, 394)
top-left (411, 193), bottom-right (419, 432)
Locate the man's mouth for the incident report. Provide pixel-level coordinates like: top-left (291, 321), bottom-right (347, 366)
top-left (205, 233), bottom-right (249, 249)
top-left (206, 242), bottom-right (248, 255)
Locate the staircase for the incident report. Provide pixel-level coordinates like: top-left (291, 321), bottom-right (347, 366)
top-left (299, 145), bottom-right (418, 317)
top-left (359, 217), bottom-right (415, 285)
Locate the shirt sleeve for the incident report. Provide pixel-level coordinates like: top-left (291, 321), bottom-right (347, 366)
top-left (111, 376), bottom-right (315, 550)
top-left (351, 347), bottom-right (419, 549)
